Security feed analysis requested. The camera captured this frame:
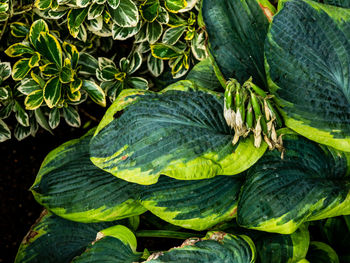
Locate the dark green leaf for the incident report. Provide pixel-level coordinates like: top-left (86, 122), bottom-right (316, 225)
top-left (147, 53), bottom-right (164, 77)
top-left (162, 26), bottom-right (186, 45)
top-left (140, 0), bottom-right (160, 22)
top-left (67, 8), bottom-right (89, 38)
top-left (10, 22), bottom-right (29, 38)
top-left (35, 0), bottom-right (52, 10)
top-left (125, 77), bottom-right (148, 90)
top-left (265, 0), bottom-right (350, 152)
top-left (48, 107), bottom-right (60, 129)
top-left (78, 53), bottom-right (98, 75)
top-left (237, 131), bottom-right (350, 234)
top-left (165, 0), bottom-right (187, 13)
top-left (90, 81), bottom-right (267, 185)
top-left (306, 242), bottom-right (339, 263)
top-left (147, 231), bottom-right (256, 262)
top-left (150, 43), bottom-right (183, 59)
top-left (5, 43), bottom-right (34, 57)
top-left (36, 32), bottom-right (63, 67)
top-left (203, 0), bottom-right (269, 87)
top-left (29, 19), bottom-right (49, 49)
top-left (107, 0), bottom-right (120, 9)
top-left (88, 3), bottom-right (104, 20)
top-left (14, 123), bottom-right (31, 141)
top-left (59, 65), bottom-right (74, 83)
top-left (14, 101), bottom-right (30, 127)
top-left (112, 21), bottom-right (141, 40)
top-left (186, 58), bottom-right (221, 91)
top-left (15, 211), bottom-right (125, 263)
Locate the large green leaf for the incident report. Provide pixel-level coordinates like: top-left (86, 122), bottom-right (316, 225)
top-left (32, 129), bottom-right (243, 230)
top-left (15, 211), bottom-right (125, 263)
top-left (265, 0), bottom-right (350, 152)
top-left (202, 0), bottom-right (270, 88)
top-left (31, 129), bottom-right (146, 223)
top-left (322, 0), bottom-right (350, 7)
top-left (147, 231), bottom-right (256, 262)
top-left (237, 130), bottom-right (350, 234)
top-left (254, 224), bottom-right (310, 263)
top-left (90, 80), bottom-right (267, 185)
top-left (186, 58), bottom-right (221, 91)
top-left (72, 225), bottom-right (141, 262)
top-left (305, 241), bottom-right (339, 263)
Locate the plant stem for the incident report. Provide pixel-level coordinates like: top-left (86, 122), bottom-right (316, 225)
top-left (135, 230), bottom-right (202, 240)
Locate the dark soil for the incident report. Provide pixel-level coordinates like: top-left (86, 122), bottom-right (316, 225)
top-left (0, 113), bottom-right (99, 262)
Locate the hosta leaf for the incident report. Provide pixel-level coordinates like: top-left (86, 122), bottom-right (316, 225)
top-left (29, 19), bottom-right (49, 49)
top-left (32, 130), bottom-right (243, 229)
top-left (14, 101), bottom-right (30, 127)
top-left (140, 175), bottom-right (243, 230)
top-left (48, 107), bottom-right (60, 129)
top-left (147, 231), bottom-right (256, 262)
top-left (323, 0), bottom-right (350, 7)
top-left (265, 0), bottom-right (350, 152)
top-left (12, 58), bottom-right (31, 81)
top-left (14, 123), bottom-right (31, 141)
top-left (124, 77), bottom-right (148, 90)
top-left (63, 106), bottom-right (81, 127)
top-left (90, 80), bottom-right (267, 185)
top-left (108, 0), bottom-right (139, 27)
top-left (237, 130), bottom-right (350, 234)
top-left (31, 130), bottom-right (146, 222)
top-left (306, 242), bottom-right (339, 263)
top-left (150, 43), bottom-right (183, 59)
top-left (147, 21), bottom-right (163, 44)
top-left (186, 58), bottom-right (221, 91)
top-left (5, 43), bottom-right (34, 57)
top-left (35, 0), bottom-right (52, 10)
top-left (254, 224), bottom-right (310, 263)
top-left (112, 21), bottom-right (141, 40)
top-left (165, 0), bottom-right (187, 13)
top-left (67, 8), bottom-right (89, 38)
top-left (15, 211), bottom-right (125, 263)
top-left (162, 26), bottom-right (186, 45)
top-left (0, 119), bottom-right (11, 142)
top-left (147, 53), bottom-right (164, 77)
top-left (72, 225), bottom-right (141, 262)
top-left (203, 0), bottom-right (269, 88)
top-left (10, 22), bottom-right (29, 38)
top-left (25, 90), bottom-right (43, 110)
top-left (36, 32), bottom-right (63, 67)
top-left (81, 80), bottom-right (106, 107)
top-left (140, 0), bottom-right (160, 22)
top-left (43, 76), bottom-right (61, 108)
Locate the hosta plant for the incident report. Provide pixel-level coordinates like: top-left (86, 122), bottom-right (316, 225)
top-left (14, 0), bottom-right (350, 262)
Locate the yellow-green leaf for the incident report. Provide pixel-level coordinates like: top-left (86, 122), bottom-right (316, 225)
top-left (5, 43), bottom-right (34, 57)
top-left (25, 90), bottom-right (44, 110)
top-left (43, 76), bottom-right (61, 108)
top-left (29, 19), bottom-right (49, 49)
top-left (29, 52), bottom-right (41, 68)
top-left (36, 32), bottom-right (63, 67)
top-left (12, 58), bottom-right (31, 81)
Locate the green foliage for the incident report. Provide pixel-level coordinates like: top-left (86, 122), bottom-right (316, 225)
top-left (11, 0), bottom-right (350, 262)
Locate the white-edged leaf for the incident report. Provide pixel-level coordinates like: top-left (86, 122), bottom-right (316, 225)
top-left (0, 119), bottom-right (11, 142)
top-left (63, 106), bottom-right (81, 127)
top-left (147, 53), bottom-right (164, 77)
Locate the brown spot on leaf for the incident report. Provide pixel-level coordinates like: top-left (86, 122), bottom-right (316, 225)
top-left (22, 210), bottom-right (48, 244)
top-left (121, 155), bottom-right (128, 160)
top-left (259, 3), bottom-right (273, 22)
top-left (230, 207), bottom-right (237, 217)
